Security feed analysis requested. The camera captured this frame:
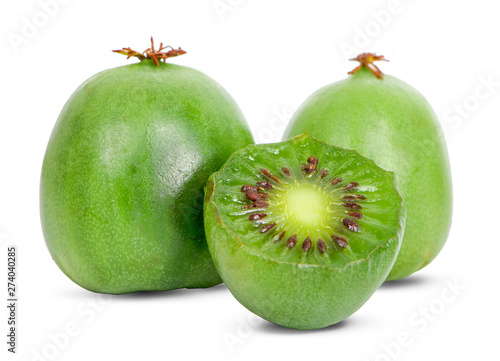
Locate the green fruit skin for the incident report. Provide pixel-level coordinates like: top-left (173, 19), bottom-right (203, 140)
top-left (283, 67), bottom-right (453, 280)
top-left (204, 177), bottom-right (405, 330)
top-left (40, 59), bottom-right (254, 294)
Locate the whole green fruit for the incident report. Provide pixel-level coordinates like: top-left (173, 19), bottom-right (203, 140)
top-left (283, 54), bottom-right (452, 280)
top-left (40, 40), bottom-right (253, 294)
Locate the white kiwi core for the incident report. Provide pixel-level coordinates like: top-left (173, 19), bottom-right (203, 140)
top-left (283, 184), bottom-right (329, 228)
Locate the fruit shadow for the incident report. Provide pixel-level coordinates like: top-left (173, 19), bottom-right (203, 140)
top-left (55, 283), bottom-right (229, 300)
top-left (379, 274), bottom-right (429, 290)
top-left (115, 283), bottom-right (229, 300)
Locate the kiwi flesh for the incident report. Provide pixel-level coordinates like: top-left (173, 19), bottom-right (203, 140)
top-left (204, 133), bottom-right (406, 330)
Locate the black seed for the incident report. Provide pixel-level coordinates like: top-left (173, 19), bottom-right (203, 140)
top-left (260, 223), bottom-right (276, 233)
top-left (307, 156), bottom-right (319, 165)
top-left (343, 218), bottom-right (359, 232)
top-left (332, 235), bottom-right (348, 248)
top-left (246, 191), bottom-right (269, 201)
top-left (256, 181), bottom-right (273, 189)
top-left (348, 212), bottom-right (363, 219)
top-left (302, 236), bottom-right (312, 251)
top-left (304, 156), bottom-right (319, 174)
top-left (343, 194), bottom-right (366, 201)
top-left (319, 170), bottom-right (328, 178)
top-left (286, 234), bottom-right (297, 248)
top-left (317, 239), bottom-right (326, 254)
top-left (249, 212), bottom-right (267, 221)
top-left (241, 185), bottom-right (260, 193)
top-left (304, 163), bottom-right (317, 174)
top-left (343, 202), bottom-right (362, 210)
top-left (275, 231), bottom-right (286, 242)
top-left (260, 168), bottom-right (281, 183)
top-left (246, 191), bottom-right (259, 201)
top-left (260, 193), bottom-right (270, 200)
top-left (281, 167), bottom-right (291, 177)
top-left (331, 177), bottom-right (343, 186)
top-left (253, 200), bottom-right (269, 208)
top-left (343, 182), bottom-right (359, 190)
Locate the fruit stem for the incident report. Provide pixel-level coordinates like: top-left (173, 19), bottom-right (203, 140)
top-left (348, 53), bottom-right (389, 79)
top-left (112, 37), bottom-right (186, 66)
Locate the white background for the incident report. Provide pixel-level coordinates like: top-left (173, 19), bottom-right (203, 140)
top-left (1, 1), bottom-right (499, 360)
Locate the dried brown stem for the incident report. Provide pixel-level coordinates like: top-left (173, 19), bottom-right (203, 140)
top-left (113, 37), bottom-right (186, 66)
top-left (348, 53), bottom-right (389, 79)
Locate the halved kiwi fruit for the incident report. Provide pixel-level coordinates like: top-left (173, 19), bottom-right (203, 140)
top-left (204, 133), bottom-right (406, 330)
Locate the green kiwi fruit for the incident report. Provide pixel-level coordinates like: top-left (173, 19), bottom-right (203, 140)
top-left (40, 39), bottom-right (253, 294)
top-left (283, 54), bottom-right (452, 280)
top-left (203, 133), bottom-right (406, 329)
